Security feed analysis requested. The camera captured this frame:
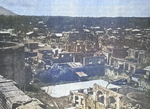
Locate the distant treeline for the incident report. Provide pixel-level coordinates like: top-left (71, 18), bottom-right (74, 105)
top-left (0, 15), bottom-right (150, 33)
top-left (0, 15), bottom-right (48, 32)
top-left (46, 17), bottom-right (150, 32)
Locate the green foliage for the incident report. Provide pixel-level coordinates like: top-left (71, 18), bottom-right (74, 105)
top-left (26, 84), bottom-right (40, 92)
top-left (0, 15), bottom-right (44, 33)
top-left (1, 15), bottom-right (150, 39)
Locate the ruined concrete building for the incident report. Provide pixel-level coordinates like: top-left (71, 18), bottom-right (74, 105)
top-left (0, 31), bottom-right (11, 41)
top-left (66, 40), bottom-right (97, 53)
top-left (83, 56), bottom-right (106, 66)
top-left (105, 46), bottom-right (150, 72)
top-left (0, 41), bottom-right (25, 89)
top-left (54, 52), bottom-right (84, 64)
top-left (109, 56), bottom-right (137, 72)
top-left (69, 84), bottom-right (124, 109)
top-left (0, 75), bottom-right (44, 109)
top-left (127, 48), bottom-right (150, 65)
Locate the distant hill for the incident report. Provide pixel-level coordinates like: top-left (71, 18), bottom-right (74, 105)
top-left (0, 6), bottom-right (16, 15)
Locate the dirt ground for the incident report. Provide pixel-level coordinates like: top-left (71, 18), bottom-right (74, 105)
top-left (25, 84), bottom-right (70, 109)
top-left (124, 92), bottom-right (150, 109)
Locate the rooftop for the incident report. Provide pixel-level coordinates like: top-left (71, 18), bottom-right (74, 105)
top-left (55, 33), bottom-right (63, 37)
top-left (0, 31), bottom-right (10, 34)
top-left (76, 72), bottom-right (88, 77)
top-left (67, 62), bottom-right (83, 68)
top-left (26, 31), bottom-right (34, 35)
top-left (41, 79), bottom-right (120, 98)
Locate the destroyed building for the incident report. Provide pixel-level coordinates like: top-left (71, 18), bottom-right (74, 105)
top-left (53, 52), bottom-right (84, 64)
top-left (66, 40), bottom-right (97, 53)
top-left (107, 46), bottom-right (150, 73)
top-left (127, 48), bottom-right (150, 65)
top-left (68, 83), bottom-right (149, 109)
top-left (69, 84), bottom-right (124, 109)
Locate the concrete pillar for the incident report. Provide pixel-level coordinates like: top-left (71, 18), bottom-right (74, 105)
top-left (116, 97), bottom-right (120, 109)
top-left (73, 55), bottom-right (75, 62)
top-left (73, 95), bottom-right (76, 104)
top-left (116, 97), bottom-right (124, 109)
top-left (128, 50), bottom-right (130, 58)
top-left (133, 65), bottom-right (136, 73)
top-left (128, 63), bottom-right (131, 71)
top-left (123, 62), bottom-right (126, 70)
top-left (83, 57), bottom-right (85, 66)
top-left (109, 56), bottom-right (112, 66)
top-left (116, 61), bottom-right (119, 68)
top-left (78, 96), bottom-right (81, 106)
top-left (104, 94), bottom-right (108, 107)
top-left (114, 60), bottom-right (117, 68)
top-left (93, 91), bottom-right (96, 101)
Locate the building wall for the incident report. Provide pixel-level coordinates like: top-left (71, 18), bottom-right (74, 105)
top-left (83, 56), bottom-right (106, 66)
top-left (112, 47), bottom-right (129, 58)
top-left (0, 32), bottom-right (11, 41)
top-left (0, 42), bottom-right (25, 89)
top-left (110, 57), bottom-right (137, 72)
top-left (69, 84), bottom-right (124, 109)
top-left (28, 43), bottom-right (38, 51)
top-left (85, 96), bottom-right (106, 109)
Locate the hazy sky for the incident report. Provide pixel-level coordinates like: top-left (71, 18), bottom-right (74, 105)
top-left (0, 0), bottom-right (150, 17)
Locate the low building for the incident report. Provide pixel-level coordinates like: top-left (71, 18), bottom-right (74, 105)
top-left (0, 31), bottom-right (11, 41)
top-left (26, 31), bottom-right (34, 38)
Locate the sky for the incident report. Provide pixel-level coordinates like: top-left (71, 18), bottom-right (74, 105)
top-left (0, 0), bottom-right (150, 17)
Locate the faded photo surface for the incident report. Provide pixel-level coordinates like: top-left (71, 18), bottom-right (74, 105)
top-left (0, 0), bottom-right (150, 109)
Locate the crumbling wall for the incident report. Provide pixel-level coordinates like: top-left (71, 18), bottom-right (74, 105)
top-left (69, 84), bottom-right (124, 109)
top-left (83, 56), bottom-right (106, 66)
top-left (92, 84), bottom-right (124, 109)
top-left (109, 57), bottom-right (137, 72)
